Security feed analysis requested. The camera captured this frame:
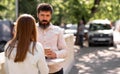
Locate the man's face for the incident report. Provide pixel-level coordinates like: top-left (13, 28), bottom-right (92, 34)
top-left (38, 11), bottom-right (51, 26)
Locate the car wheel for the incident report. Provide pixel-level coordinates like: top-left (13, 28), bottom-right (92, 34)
top-left (110, 43), bottom-right (113, 46)
top-left (89, 42), bottom-right (93, 47)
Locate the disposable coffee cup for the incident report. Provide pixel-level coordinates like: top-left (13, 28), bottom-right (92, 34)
top-left (44, 47), bottom-right (51, 57)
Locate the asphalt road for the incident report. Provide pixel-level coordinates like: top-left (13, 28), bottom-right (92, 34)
top-left (69, 41), bottom-right (120, 74)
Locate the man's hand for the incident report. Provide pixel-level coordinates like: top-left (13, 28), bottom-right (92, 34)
top-left (45, 50), bottom-right (57, 59)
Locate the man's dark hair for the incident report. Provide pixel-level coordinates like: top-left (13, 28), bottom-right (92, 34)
top-left (37, 3), bottom-right (53, 14)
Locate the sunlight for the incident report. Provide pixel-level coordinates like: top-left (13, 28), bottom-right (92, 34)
top-left (75, 47), bottom-right (120, 74)
top-left (107, 68), bottom-right (120, 74)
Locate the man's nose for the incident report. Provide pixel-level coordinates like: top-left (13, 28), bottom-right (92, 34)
top-left (43, 16), bottom-right (47, 20)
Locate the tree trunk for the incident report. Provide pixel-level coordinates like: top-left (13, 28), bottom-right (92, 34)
top-left (91, 0), bottom-right (101, 14)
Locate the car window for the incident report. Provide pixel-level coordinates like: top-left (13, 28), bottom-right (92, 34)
top-left (66, 25), bottom-right (77, 30)
top-left (89, 23), bottom-right (111, 31)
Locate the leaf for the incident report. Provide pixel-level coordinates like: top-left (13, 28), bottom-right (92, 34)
top-left (0, 5), bottom-right (7, 11)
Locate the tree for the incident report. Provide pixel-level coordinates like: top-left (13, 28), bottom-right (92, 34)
top-left (90, 0), bottom-right (120, 22)
top-left (0, 0), bottom-right (119, 24)
top-left (0, 4), bottom-right (7, 19)
top-left (0, 0), bottom-right (15, 20)
top-left (18, 0), bottom-right (38, 20)
top-left (91, 0), bottom-right (101, 15)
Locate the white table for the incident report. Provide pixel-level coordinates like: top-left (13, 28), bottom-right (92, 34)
top-left (0, 52), bottom-right (5, 74)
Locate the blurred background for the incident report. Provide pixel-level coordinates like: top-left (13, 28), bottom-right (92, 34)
top-left (0, 0), bottom-right (120, 24)
top-left (0, 0), bottom-right (120, 74)
top-left (0, 0), bottom-right (120, 53)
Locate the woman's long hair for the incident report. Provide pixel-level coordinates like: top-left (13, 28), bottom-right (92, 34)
top-left (5, 14), bottom-right (37, 62)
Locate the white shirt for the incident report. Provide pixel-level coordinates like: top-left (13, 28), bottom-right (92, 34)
top-left (37, 23), bottom-right (67, 73)
top-left (4, 42), bottom-right (49, 74)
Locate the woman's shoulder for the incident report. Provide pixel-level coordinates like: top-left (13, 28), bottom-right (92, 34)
top-left (34, 42), bottom-right (43, 51)
top-left (36, 42), bottom-right (42, 47)
top-left (31, 41), bottom-right (42, 46)
top-left (30, 42), bottom-right (44, 54)
top-left (30, 42), bottom-right (43, 50)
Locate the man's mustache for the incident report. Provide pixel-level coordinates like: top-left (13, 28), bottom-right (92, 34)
top-left (42, 20), bottom-right (48, 22)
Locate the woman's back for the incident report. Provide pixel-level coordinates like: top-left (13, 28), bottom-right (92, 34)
top-left (5, 42), bottom-right (49, 74)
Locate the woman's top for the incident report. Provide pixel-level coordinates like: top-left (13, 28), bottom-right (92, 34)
top-left (4, 42), bottom-right (49, 74)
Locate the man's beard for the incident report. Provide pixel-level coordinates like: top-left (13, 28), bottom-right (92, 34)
top-left (39, 20), bottom-right (50, 29)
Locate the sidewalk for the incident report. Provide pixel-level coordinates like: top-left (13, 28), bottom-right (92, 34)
top-left (69, 45), bottom-right (120, 74)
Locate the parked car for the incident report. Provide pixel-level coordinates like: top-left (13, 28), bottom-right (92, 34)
top-left (64, 24), bottom-right (77, 35)
top-left (0, 20), bottom-right (13, 52)
top-left (87, 19), bottom-right (113, 46)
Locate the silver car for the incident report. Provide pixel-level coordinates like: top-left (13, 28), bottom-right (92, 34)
top-left (88, 20), bottom-right (113, 46)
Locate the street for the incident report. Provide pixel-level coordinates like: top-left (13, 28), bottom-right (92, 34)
top-left (69, 41), bottom-right (120, 74)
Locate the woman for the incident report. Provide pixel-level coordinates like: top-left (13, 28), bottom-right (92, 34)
top-left (4, 14), bottom-right (49, 74)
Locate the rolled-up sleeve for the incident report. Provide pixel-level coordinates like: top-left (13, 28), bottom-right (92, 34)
top-left (55, 29), bottom-right (68, 58)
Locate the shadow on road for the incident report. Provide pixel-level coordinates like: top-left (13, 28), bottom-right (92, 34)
top-left (69, 45), bottom-right (120, 74)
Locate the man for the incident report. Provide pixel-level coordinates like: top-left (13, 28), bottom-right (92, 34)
top-left (36, 3), bottom-right (67, 74)
top-left (78, 20), bottom-right (85, 48)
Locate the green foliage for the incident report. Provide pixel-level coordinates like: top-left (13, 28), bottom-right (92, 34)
top-left (18, 0), bottom-right (38, 20)
top-left (0, 0), bottom-right (120, 24)
top-left (91, 0), bottom-right (120, 22)
top-left (0, 0), bottom-right (15, 20)
top-left (0, 5), bottom-right (7, 19)
top-left (0, 5), bottom-right (7, 11)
